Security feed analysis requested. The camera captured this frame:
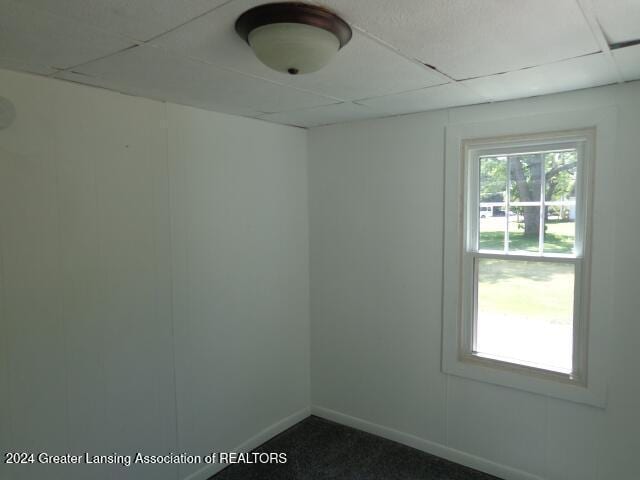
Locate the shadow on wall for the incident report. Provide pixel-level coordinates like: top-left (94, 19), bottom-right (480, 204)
top-left (0, 97), bottom-right (16, 130)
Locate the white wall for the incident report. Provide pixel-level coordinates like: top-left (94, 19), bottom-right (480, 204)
top-left (2, 66), bottom-right (638, 480)
top-left (0, 68), bottom-right (310, 480)
top-left (309, 82), bottom-right (640, 480)
top-left (166, 104), bottom-right (310, 480)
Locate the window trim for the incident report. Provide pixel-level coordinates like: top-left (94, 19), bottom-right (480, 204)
top-left (442, 107), bottom-right (616, 408)
top-left (459, 131), bottom-right (593, 386)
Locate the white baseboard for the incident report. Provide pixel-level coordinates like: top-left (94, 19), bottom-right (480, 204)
top-left (311, 405), bottom-right (544, 480)
top-left (183, 406), bottom-right (311, 480)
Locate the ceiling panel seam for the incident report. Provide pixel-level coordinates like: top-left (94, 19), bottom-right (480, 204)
top-left (609, 39), bottom-right (640, 50)
top-left (261, 101), bottom-right (345, 116)
top-left (350, 83), bottom-right (489, 106)
top-left (140, 44), bottom-right (346, 102)
top-left (40, 0), bottom-right (475, 105)
top-left (307, 0), bottom-right (620, 90)
top-left (349, 25), bottom-right (455, 85)
top-left (57, 42), bottom-right (345, 105)
top-left (454, 51), bottom-right (609, 83)
top-left (56, 44), bottom-right (142, 76)
top-left (346, 21), bottom-right (500, 108)
top-left (575, 0), bottom-right (625, 83)
top-left (7, 0), bottom-right (142, 46)
top-left (143, 0), bottom-right (238, 43)
top-left (12, 0), bottom-right (239, 76)
top-left (306, 0), bottom-right (455, 83)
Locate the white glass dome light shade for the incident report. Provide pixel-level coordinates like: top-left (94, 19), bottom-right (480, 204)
top-left (248, 22), bottom-right (340, 75)
top-left (235, 3), bottom-right (352, 76)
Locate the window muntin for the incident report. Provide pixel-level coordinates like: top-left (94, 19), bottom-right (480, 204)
top-left (474, 148), bottom-right (579, 256)
top-left (463, 135), bottom-right (590, 381)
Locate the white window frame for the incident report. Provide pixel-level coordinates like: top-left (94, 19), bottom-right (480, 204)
top-left (461, 132), bottom-right (591, 385)
top-left (442, 107), bottom-right (616, 408)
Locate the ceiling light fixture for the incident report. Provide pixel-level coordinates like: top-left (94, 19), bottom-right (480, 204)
top-left (235, 2), bottom-right (352, 75)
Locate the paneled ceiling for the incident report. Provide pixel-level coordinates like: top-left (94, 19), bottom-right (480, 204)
top-left (1, 0), bottom-right (639, 128)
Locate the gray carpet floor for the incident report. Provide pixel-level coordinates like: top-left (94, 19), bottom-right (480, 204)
top-left (211, 416), bottom-right (501, 480)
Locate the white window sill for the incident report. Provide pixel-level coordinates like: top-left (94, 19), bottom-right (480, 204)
top-left (443, 350), bottom-right (605, 407)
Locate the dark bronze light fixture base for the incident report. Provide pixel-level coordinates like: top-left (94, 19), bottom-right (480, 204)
top-left (235, 2), bottom-right (352, 49)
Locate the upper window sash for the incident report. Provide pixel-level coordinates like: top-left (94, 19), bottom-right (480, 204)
top-left (464, 135), bottom-right (589, 259)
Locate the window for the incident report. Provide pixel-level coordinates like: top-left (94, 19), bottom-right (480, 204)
top-left (461, 131), bottom-right (592, 383)
top-left (443, 109), bottom-right (615, 407)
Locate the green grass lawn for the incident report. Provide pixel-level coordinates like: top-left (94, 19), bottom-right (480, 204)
top-left (477, 220), bottom-right (576, 325)
top-left (478, 259), bottom-right (574, 324)
top-left (479, 220), bottom-right (575, 253)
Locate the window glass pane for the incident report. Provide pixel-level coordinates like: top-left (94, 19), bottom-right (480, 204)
top-left (479, 157), bottom-right (507, 251)
top-left (508, 206), bottom-right (540, 253)
top-left (544, 151), bottom-right (577, 254)
top-left (475, 258), bottom-right (574, 373)
top-left (509, 154), bottom-right (543, 203)
top-left (480, 209), bottom-right (507, 251)
top-left (509, 155), bottom-right (543, 253)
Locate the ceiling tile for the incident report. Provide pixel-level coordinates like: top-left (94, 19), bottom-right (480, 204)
top-left (152, 0), bottom-right (447, 100)
top-left (462, 53), bottom-right (618, 102)
top-left (59, 45), bottom-right (336, 115)
top-left (357, 83), bottom-right (486, 116)
top-left (317, 0), bottom-right (600, 80)
top-left (0, 0), bottom-right (134, 71)
top-left (18, 0), bottom-right (230, 42)
top-left (0, 57), bottom-right (56, 76)
top-left (591, 0), bottom-right (640, 44)
top-left (58, 69), bottom-right (267, 119)
top-left (612, 44), bottom-right (640, 82)
top-left (261, 102), bottom-right (381, 127)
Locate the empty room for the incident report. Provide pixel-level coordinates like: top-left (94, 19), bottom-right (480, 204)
top-left (0, 1), bottom-right (638, 479)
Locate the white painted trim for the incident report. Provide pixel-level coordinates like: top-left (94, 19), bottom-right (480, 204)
top-left (182, 407), bottom-right (311, 480)
top-left (461, 131), bottom-right (593, 384)
top-left (311, 405), bottom-right (544, 480)
top-left (442, 106), bottom-right (616, 407)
